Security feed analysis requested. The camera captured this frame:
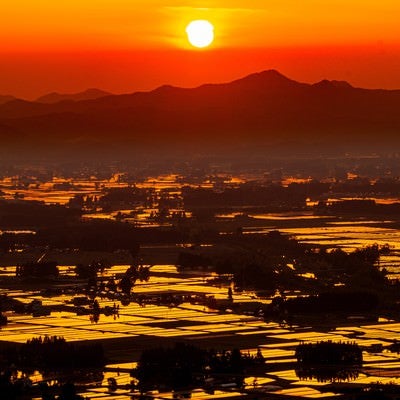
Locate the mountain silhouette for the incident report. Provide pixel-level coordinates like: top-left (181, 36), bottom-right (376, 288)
top-left (1, 69), bottom-right (400, 155)
top-left (0, 95), bottom-right (17, 105)
top-left (36, 88), bottom-right (111, 104)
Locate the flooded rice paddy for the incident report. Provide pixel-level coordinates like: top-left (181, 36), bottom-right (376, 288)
top-left (2, 175), bottom-right (400, 397)
top-left (278, 220), bottom-right (400, 279)
top-left (2, 263), bottom-right (400, 399)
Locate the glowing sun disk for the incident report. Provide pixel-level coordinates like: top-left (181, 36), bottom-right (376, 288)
top-left (186, 20), bottom-right (214, 48)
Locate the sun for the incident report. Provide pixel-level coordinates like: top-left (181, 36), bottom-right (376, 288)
top-left (185, 20), bottom-right (214, 48)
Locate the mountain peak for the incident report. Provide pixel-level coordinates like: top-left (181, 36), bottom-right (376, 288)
top-left (313, 79), bottom-right (353, 89)
top-left (153, 84), bottom-right (179, 93)
top-left (244, 69), bottom-right (293, 82)
top-left (36, 88), bottom-right (111, 104)
top-left (258, 69), bottom-right (291, 79)
top-left (230, 69), bottom-right (302, 89)
top-left (82, 88), bottom-right (109, 95)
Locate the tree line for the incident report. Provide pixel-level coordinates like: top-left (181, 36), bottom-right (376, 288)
top-left (132, 342), bottom-right (264, 393)
top-left (1, 336), bottom-right (105, 370)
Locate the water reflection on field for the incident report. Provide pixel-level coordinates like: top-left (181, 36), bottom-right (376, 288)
top-left (2, 176), bottom-right (400, 397)
top-left (3, 172), bottom-right (400, 278)
top-left (2, 264), bottom-right (400, 399)
top-left (220, 211), bottom-right (400, 279)
top-left (0, 174), bottom-right (216, 206)
top-left (277, 221), bottom-right (400, 279)
top-left (0, 265), bottom-right (263, 343)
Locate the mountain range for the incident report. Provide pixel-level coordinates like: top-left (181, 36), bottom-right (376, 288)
top-left (36, 88), bottom-right (111, 104)
top-left (1, 70), bottom-right (400, 155)
top-left (0, 95), bottom-right (17, 105)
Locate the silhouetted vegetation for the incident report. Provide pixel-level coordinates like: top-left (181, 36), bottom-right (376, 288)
top-left (317, 199), bottom-right (400, 216)
top-left (0, 369), bottom-right (21, 400)
top-left (183, 183), bottom-right (306, 211)
top-left (99, 186), bottom-right (153, 211)
top-left (295, 341), bottom-right (362, 382)
top-left (267, 290), bottom-right (379, 321)
top-left (57, 382), bottom-right (84, 400)
top-left (183, 232), bottom-right (387, 295)
top-left (34, 221), bottom-right (141, 252)
top-left (296, 341), bottom-right (362, 365)
top-left (0, 200), bottom-right (81, 228)
top-left (75, 259), bottom-right (110, 280)
top-left (16, 261), bottom-right (59, 279)
top-left (2, 156), bottom-right (400, 398)
top-left (132, 343), bottom-right (263, 393)
top-left (355, 383), bottom-right (400, 400)
top-left (296, 244), bottom-right (388, 288)
top-left (118, 264), bottom-right (150, 295)
top-left (0, 336), bottom-right (105, 370)
top-left (177, 252), bottom-right (211, 270)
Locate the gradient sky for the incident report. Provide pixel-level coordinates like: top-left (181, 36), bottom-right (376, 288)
top-left (1, 1), bottom-right (400, 98)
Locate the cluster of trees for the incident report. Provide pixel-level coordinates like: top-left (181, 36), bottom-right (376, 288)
top-left (34, 221), bottom-right (141, 253)
top-left (16, 262), bottom-right (59, 279)
top-left (330, 176), bottom-right (400, 195)
top-left (91, 264), bottom-right (150, 296)
top-left (296, 341), bottom-right (362, 365)
top-left (295, 341), bottom-right (363, 383)
top-left (92, 186), bottom-right (185, 222)
top-left (182, 184), bottom-right (306, 211)
top-left (0, 232), bottom-right (34, 253)
top-left (177, 232), bottom-right (388, 295)
top-left (0, 221), bottom-right (143, 254)
top-left (0, 372), bottom-right (85, 400)
top-left (117, 264), bottom-right (151, 295)
top-left (0, 370), bottom-right (18, 400)
top-left (132, 343), bottom-right (264, 393)
top-left (1, 336), bottom-right (105, 369)
top-left (72, 263), bottom-right (152, 317)
top-left (181, 178), bottom-right (400, 217)
top-left (267, 290), bottom-right (379, 322)
top-left (0, 200), bottom-right (81, 228)
top-left (0, 294), bottom-right (25, 316)
top-left (355, 383), bottom-right (400, 400)
top-left (177, 232), bottom-right (307, 293)
top-left (317, 199), bottom-right (400, 216)
top-left (98, 186), bottom-right (154, 211)
top-left (67, 194), bottom-right (99, 211)
top-left (177, 252), bottom-right (212, 270)
top-left (43, 382), bottom-right (84, 400)
top-left (74, 260), bottom-right (111, 280)
top-left (297, 245), bottom-right (388, 287)
top-left (33, 220), bottom-right (194, 249)
top-left (108, 192), bottom-right (184, 222)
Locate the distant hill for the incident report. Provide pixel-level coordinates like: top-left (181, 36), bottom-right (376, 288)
top-left (1, 70), bottom-right (400, 155)
top-left (36, 88), bottom-right (111, 104)
top-left (0, 95), bottom-right (17, 105)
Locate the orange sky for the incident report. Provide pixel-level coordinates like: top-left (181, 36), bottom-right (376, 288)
top-left (1, 1), bottom-right (400, 98)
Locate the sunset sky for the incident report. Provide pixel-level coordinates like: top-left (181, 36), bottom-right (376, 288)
top-left (1, 1), bottom-right (400, 98)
